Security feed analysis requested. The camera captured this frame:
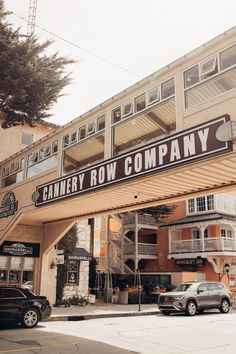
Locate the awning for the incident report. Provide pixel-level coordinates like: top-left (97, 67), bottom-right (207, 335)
top-left (67, 248), bottom-right (93, 261)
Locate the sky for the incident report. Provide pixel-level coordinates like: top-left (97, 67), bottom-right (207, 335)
top-left (4, 0), bottom-right (236, 125)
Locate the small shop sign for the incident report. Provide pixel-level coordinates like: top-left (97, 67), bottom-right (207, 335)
top-left (0, 241), bottom-right (40, 257)
top-left (175, 258), bottom-right (205, 266)
top-left (0, 191), bottom-right (18, 218)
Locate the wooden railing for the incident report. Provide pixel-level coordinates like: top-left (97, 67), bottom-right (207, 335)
top-left (170, 237), bottom-right (236, 254)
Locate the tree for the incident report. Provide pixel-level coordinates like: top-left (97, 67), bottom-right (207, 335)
top-left (0, 4), bottom-right (75, 128)
top-left (138, 205), bottom-right (176, 222)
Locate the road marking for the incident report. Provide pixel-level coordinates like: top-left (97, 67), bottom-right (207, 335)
top-left (0, 342), bottom-right (79, 353)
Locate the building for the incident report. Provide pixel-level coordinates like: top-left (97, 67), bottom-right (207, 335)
top-left (2, 26), bottom-right (236, 302)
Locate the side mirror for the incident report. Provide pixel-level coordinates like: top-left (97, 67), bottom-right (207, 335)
top-left (198, 289), bottom-right (204, 293)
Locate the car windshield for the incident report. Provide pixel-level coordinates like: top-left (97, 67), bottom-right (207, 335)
top-left (175, 283), bottom-right (193, 292)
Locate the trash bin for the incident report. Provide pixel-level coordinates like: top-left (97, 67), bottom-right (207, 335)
top-left (118, 290), bottom-right (128, 304)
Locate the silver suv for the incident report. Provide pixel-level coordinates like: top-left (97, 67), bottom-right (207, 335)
top-left (158, 281), bottom-right (231, 316)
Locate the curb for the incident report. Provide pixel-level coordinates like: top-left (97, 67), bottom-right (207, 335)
top-left (48, 310), bottom-right (160, 322)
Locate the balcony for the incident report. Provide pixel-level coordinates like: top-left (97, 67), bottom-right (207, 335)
top-left (124, 242), bottom-right (157, 257)
top-left (170, 237), bottom-right (236, 255)
top-left (123, 213), bottom-right (157, 226)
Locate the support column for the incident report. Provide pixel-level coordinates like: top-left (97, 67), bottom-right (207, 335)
top-left (134, 212), bottom-right (139, 270)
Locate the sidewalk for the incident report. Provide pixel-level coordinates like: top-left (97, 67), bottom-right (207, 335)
top-left (49, 302), bottom-right (160, 322)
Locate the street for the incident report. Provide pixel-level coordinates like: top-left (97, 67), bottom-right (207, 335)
top-left (1, 310), bottom-right (236, 354)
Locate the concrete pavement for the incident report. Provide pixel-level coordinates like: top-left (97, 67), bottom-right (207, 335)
top-left (49, 302), bottom-right (160, 321)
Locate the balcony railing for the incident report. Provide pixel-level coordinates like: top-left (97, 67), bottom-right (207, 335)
top-left (170, 237), bottom-right (236, 254)
top-left (123, 214), bottom-right (157, 226)
top-left (124, 242), bottom-right (157, 255)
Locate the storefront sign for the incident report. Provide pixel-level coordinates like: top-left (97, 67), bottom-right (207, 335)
top-left (175, 258), bottom-right (205, 266)
top-left (0, 241), bottom-right (40, 257)
top-left (35, 115), bottom-right (231, 206)
top-left (0, 192), bottom-right (18, 218)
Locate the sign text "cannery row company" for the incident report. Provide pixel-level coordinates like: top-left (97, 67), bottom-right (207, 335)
top-left (35, 116), bottom-right (231, 206)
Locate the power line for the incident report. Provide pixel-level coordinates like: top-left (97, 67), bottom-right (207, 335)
top-left (13, 13), bottom-right (142, 80)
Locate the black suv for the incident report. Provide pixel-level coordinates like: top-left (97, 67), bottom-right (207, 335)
top-left (158, 281), bottom-right (231, 316)
top-left (0, 286), bottom-right (51, 328)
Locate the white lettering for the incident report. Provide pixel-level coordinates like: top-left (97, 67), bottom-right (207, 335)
top-left (159, 144), bottom-right (168, 165)
top-left (71, 176), bottom-right (78, 193)
top-left (183, 134), bottom-right (195, 157)
top-left (198, 128), bottom-right (209, 152)
top-left (145, 148), bottom-right (156, 170)
top-left (134, 153), bottom-right (142, 172)
top-left (79, 174), bottom-right (84, 190)
top-left (124, 157), bottom-right (132, 175)
top-left (53, 183), bottom-right (60, 198)
top-left (43, 187), bottom-right (48, 201)
top-left (60, 180), bottom-right (66, 195)
top-left (170, 140), bottom-right (181, 162)
top-left (98, 166), bottom-right (105, 184)
top-left (90, 170), bottom-right (97, 186)
top-left (106, 162), bottom-right (117, 181)
top-left (48, 185), bottom-right (53, 199)
top-left (66, 178), bottom-right (71, 194)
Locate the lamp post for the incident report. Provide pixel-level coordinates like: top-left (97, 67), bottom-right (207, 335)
top-left (136, 269), bottom-right (142, 312)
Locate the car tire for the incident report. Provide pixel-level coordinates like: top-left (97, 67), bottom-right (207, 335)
top-left (21, 308), bottom-right (39, 328)
top-left (219, 299), bottom-right (230, 314)
top-left (160, 310), bottom-right (170, 315)
top-left (186, 301), bottom-right (197, 316)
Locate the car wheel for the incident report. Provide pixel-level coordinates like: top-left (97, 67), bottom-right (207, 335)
top-left (21, 308), bottom-right (39, 328)
top-left (186, 301), bottom-right (197, 316)
top-left (161, 310), bottom-right (170, 315)
top-left (219, 299), bottom-right (230, 313)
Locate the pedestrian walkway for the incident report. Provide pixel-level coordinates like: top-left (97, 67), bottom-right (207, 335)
top-left (49, 301), bottom-right (160, 322)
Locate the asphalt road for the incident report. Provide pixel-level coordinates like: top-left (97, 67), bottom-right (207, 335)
top-left (1, 310), bottom-right (236, 354)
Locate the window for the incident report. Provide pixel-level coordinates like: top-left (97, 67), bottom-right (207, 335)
top-left (196, 196), bottom-right (206, 212)
top-left (67, 260), bottom-right (79, 284)
top-left (200, 56), bottom-right (218, 79)
top-left (97, 115), bottom-right (105, 130)
top-left (184, 65), bottom-right (199, 88)
top-left (79, 125), bottom-right (86, 140)
top-left (21, 132), bottom-right (33, 146)
top-left (134, 93), bottom-right (146, 112)
top-left (2, 289), bottom-right (24, 298)
top-left (111, 107), bottom-right (121, 124)
top-left (188, 199), bottom-right (195, 213)
top-left (208, 283), bottom-right (218, 291)
top-left (220, 44), bottom-right (236, 71)
top-left (122, 101), bottom-right (133, 117)
top-left (161, 78), bottom-right (175, 99)
top-left (147, 86), bottom-right (160, 105)
top-left (221, 228), bottom-right (233, 239)
top-left (198, 283), bottom-right (208, 292)
top-left (63, 135), bottom-right (69, 148)
top-left (70, 131), bottom-right (78, 144)
top-left (87, 121), bottom-right (96, 136)
top-left (27, 155), bottom-right (57, 178)
top-left (207, 195), bottom-right (214, 210)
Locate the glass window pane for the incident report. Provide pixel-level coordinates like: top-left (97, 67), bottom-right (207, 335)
top-left (97, 115), bottom-right (105, 130)
top-left (111, 107), bottom-right (121, 124)
top-left (161, 78), bottom-right (175, 99)
top-left (196, 196), bottom-right (206, 212)
top-left (79, 125), bottom-right (86, 140)
top-left (70, 131), bottom-right (77, 144)
top-left (122, 101), bottom-right (133, 117)
top-left (220, 44), bottom-right (236, 71)
top-left (134, 93), bottom-right (146, 112)
top-left (147, 86), bottom-right (160, 105)
top-left (207, 195), bottom-right (214, 210)
top-left (63, 135), bottom-right (69, 148)
top-left (188, 199), bottom-right (195, 213)
top-left (0, 270), bottom-right (7, 281)
top-left (52, 141), bottom-right (58, 153)
top-left (23, 257), bottom-right (34, 270)
top-left (184, 65), bottom-right (199, 88)
top-left (27, 155), bottom-right (57, 178)
top-left (87, 122), bottom-right (96, 135)
top-left (200, 57), bottom-right (218, 79)
top-left (10, 257), bottom-right (21, 270)
top-left (0, 257), bottom-right (8, 269)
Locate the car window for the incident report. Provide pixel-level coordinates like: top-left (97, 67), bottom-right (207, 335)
top-left (217, 283), bottom-right (224, 290)
top-left (198, 283), bottom-right (208, 292)
top-left (175, 283), bottom-right (193, 291)
top-left (2, 289), bottom-right (25, 298)
top-left (208, 283), bottom-right (218, 291)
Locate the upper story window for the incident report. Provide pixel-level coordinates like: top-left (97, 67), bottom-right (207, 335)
top-left (220, 228), bottom-right (233, 239)
top-left (21, 132), bottom-right (33, 146)
top-left (62, 115), bottom-right (105, 149)
top-left (1, 158), bottom-right (24, 188)
top-left (184, 44), bottom-right (236, 108)
top-left (27, 140), bottom-right (58, 178)
top-left (187, 195), bottom-right (214, 214)
top-left (111, 77), bottom-right (175, 127)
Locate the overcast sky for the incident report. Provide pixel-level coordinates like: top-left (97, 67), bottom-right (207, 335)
top-left (4, 0), bottom-right (236, 125)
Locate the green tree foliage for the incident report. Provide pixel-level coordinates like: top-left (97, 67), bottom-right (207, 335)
top-left (0, 4), bottom-right (75, 128)
top-left (138, 205), bottom-right (176, 222)
top-left (56, 225), bottom-right (77, 301)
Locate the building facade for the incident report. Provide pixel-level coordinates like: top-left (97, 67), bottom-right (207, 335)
top-left (1, 27), bottom-right (236, 301)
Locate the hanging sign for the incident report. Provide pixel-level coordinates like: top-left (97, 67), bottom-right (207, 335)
top-left (34, 115), bottom-right (232, 206)
top-left (0, 192), bottom-right (18, 218)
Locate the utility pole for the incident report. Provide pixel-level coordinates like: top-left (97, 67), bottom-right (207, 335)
top-left (27, 0), bottom-right (38, 35)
